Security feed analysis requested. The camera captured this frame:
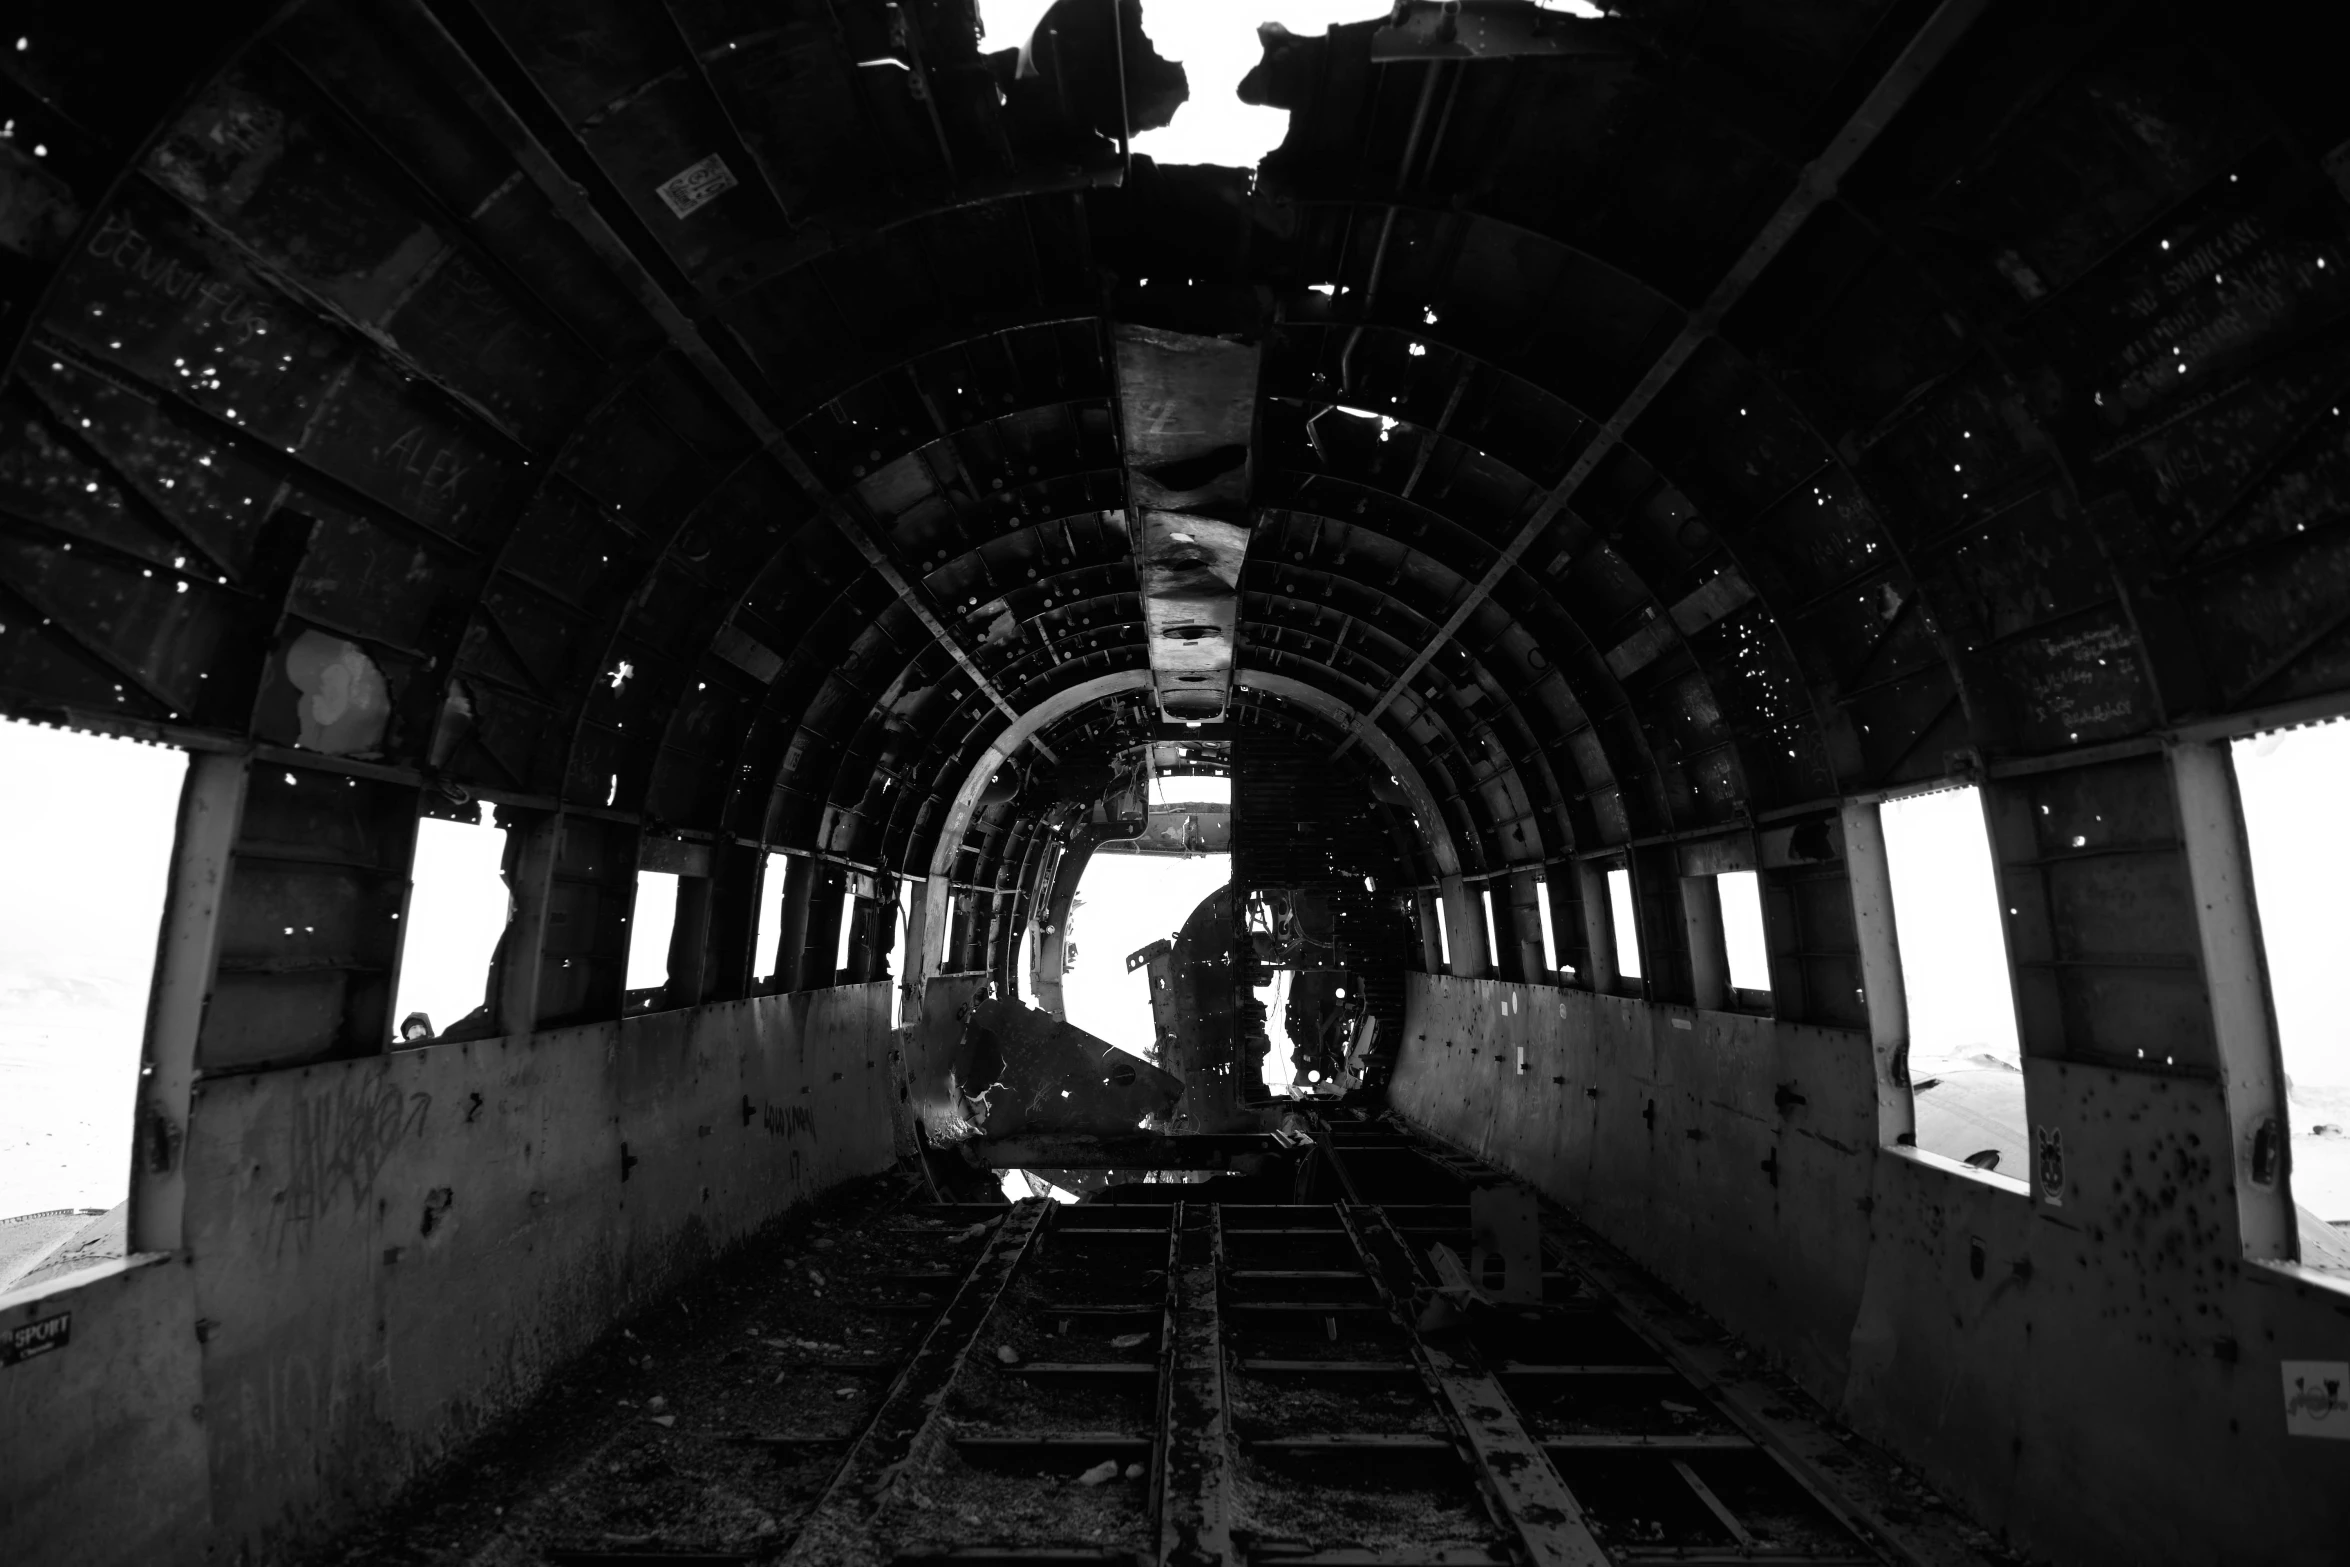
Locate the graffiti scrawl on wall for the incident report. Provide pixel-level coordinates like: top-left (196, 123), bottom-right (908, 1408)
top-left (758, 1100), bottom-right (817, 1188)
top-left (269, 1075), bottom-right (431, 1254)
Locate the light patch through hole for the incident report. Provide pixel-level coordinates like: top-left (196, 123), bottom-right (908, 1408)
top-left (1063, 852), bottom-right (1232, 1058)
top-left (1606, 866), bottom-right (1641, 979)
top-left (755, 852), bottom-right (792, 983)
top-left (1089, 1), bottom-right (1605, 168)
top-left (1717, 870), bottom-right (1770, 992)
top-left (625, 870), bottom-right (679, 994)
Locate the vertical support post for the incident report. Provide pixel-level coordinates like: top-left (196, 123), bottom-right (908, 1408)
top-left (945, 892), bottom-right (971, 972)
top-left (1681, 874), bottom-right (1728, 1012)
top-left (1840, 800), bottom-right (1913, 1149)
top-left (1441, 874), bottom-right (1488, 979)
top-left (802, 863), bottom-right (846, 987)
top-left (1507, 869), bottom-right (1549, 983)
top-left (130, 752), bottom-right (248, 1254)
top-left (1576, 860), bottom-right (1618, 994)
top-left (1626, 848), bottom-right (1677, 1002)
top-left (908, 869), bottom-right (950, 1022)
top-left (1034, 837), bottom-right (1092, 1013)
top-left (1545, 866), bottom-right (1587, 985)
top-left (1026, 840), bottom-right (1063, 1012)
top-left (1414, 889), bottom-right (1446, 972)
top-left (775, 854), bottom-right (817, 991)
top-left (701, 840), bottom-right (761, 1003)
top-left (495, 808), bottom-right (561, 1036)
top-left (665, 873), bottom-right (713, 1007)
top-left (2170, 741), bottom-right (2297, 1259)
top-left (849, 875), bottom-right (888, 985)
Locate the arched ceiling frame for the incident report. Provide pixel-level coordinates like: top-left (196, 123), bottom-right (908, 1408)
top-left (1238, 0), bottom-right (2350, 805)
top-left (6, 0), bottom-right (2350, 984)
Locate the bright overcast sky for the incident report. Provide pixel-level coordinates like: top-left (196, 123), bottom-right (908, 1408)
top-left (1880, 785), bottom-right (2021, 1068)
top-left (0, 720), bottom-right (184, 1215)
top-left (977, 2), bottom-right (1391, 167)
top-left (2235, 721), bottom-right (2350, 1087)
top-left (1059, 852), bottom-right (1231, 1055)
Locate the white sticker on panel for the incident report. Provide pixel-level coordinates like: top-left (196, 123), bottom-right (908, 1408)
top-left (2283, 1361), bottom-right (2349, 1439)
top-left (656, 154), bottom-right (739, 218)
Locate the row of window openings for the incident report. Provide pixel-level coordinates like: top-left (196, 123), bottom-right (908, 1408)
top-left (1408, 795), bottom-right (2025, 1189)
top-left (6, 718), bottom-right (2344, 1264)
top-left (396, 826), bottom-right (870, 1043)
top-left (290, 736), bottom-right (2350, 1264)
top-left (1428, 867), bottom-right (1770, 992)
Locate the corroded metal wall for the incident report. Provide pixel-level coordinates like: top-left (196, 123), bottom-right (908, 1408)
top-left (1, 984), bottom-right (898, 1567)
top-left (0, 1257), bottom-right (213, 1564)
top-left (1392, 972), bottom-right (2350, 1567)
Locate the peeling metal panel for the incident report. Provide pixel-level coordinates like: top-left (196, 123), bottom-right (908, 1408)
top-left (1115, 323), bottom-right (1258, 723)
top-left (954, 997), bottom-right (1182, 1137)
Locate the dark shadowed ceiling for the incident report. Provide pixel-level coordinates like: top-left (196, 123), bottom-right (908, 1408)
top-left (3, 0), bottom-right (2347, 979)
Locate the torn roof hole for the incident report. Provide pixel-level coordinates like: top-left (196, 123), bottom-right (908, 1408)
top-left (1129, 1), bottom-right (1386, 168)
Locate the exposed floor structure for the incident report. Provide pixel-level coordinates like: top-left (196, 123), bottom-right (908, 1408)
top-left (309, 1129), bottom-right (2020, 1567)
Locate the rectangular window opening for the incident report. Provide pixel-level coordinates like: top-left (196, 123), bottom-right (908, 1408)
top-left (1433, 897), bottom-right (1451, 969)
top-left (1535, 882), bottom-right (1561, 975)
top-left (394, 813), bottom-right (511, 1045)
top-left (755, 851), bottom-right (790, 983)
top-left (1606, 866), bottom-right (1642, 980)
top-left (2234, 721), bottom-right (2350, 1263)
top-left (624, 870), bottom-right (679, 1001)
top-left (1717, 870), bottom-right (1771, 993)
top-left (1880, 785), bottom-right (2024, 1175)
top-left (835, 886), bottom-right (856, 977)
top-left (0, 719), bottom-right (186, 1292)
top-left (1150, 772), bottom-right (1232, 808)
top-left (1481, 888), bottom-right (1500, 970)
